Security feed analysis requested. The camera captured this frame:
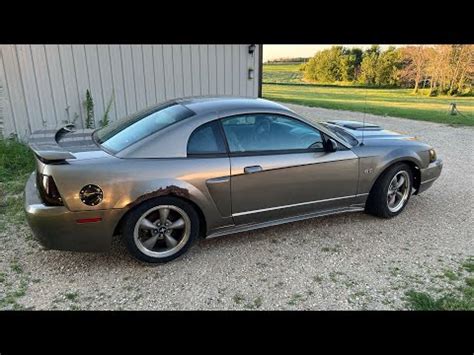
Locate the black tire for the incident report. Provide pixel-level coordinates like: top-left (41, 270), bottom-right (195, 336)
top-left (123, 196), bottom-right (200, 264)
top-left (365, 163), bottom-right (413, 218)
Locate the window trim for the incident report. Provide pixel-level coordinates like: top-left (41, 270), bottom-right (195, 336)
top-left (187, 152), bottom-right (229, 158)
top-left (220, 113), bottom-right (328, 157)
top-left (228, 147), bottom-right (325, 157)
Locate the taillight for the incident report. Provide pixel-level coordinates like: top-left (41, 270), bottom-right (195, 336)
top-left (36, 173), bottom-right (63, 206)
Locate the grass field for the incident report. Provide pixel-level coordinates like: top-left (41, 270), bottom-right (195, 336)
top-left (262, 63), bottom-right (474, 126)
top-left (262, 63), bottom-right (304, 84)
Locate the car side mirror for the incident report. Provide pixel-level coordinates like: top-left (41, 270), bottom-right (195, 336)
top-left (325, 138), bottom-right (338, 152)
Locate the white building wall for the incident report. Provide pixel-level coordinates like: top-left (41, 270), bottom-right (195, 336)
top-left (0, 44), bottom-right (261, 139)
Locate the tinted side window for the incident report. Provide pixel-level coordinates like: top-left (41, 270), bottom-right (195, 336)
top-left (221, 114), bottom-right (323, 154)
top-left (187, 121), bottom-right (227, 155)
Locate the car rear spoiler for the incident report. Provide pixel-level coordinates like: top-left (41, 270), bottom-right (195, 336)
top-left (28, 124), bottom-right (77, 161)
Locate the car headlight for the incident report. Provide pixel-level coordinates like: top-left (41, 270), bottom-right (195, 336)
top-left (429, 149), bottom-right (437, 163)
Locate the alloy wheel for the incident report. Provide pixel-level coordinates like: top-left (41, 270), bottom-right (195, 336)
top-left (133, 205), bottom-right (191, 258)
top-left (387, 171), bottom-right (410, 213)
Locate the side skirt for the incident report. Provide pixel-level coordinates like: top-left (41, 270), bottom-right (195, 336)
top-left (205, 206), bottom-right (365, 239)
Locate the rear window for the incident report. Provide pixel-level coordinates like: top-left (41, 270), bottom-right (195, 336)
top-left (94, 103), bottom-right (195, 153)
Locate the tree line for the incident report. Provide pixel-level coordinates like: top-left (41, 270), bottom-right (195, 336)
top-left (265, 57), bottom-right (310, 64)
top-left (302, 45), bottom-right (473, 96)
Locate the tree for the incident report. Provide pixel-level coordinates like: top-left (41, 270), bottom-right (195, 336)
top-left (304, 46), bottom-right (364, 83)
top-left (303, 46), bottom-right (352, 83)
top-left (423, 45), bottom-right (473, 96)
top-left (340, 48), bottom-right (363, 81)
top-left (358, 46), bottom-right (380, 85)
top-left (348, 48), bottom-right (363, 80)
top-left (399, 46), bottom-right (431, 93)
top-left (375, 47), bottom-right (402, 86)
top-left (303, 44), bottom-right (472, 93)
top-left (425, 45), bottom-right (450, 96)
top-left (447, 45), bottom-right (474, 95)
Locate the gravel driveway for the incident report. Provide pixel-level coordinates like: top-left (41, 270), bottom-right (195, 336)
top-left (1, 103), bottom-right (473, 310)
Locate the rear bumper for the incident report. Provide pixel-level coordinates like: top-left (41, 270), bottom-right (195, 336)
top-left (24, 172), bottom-right (126, 252)
top-left (417, 159), bottom-right (443, 194)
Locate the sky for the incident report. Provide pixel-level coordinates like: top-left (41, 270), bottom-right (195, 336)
top-left (263, 45), bottom-right (402, 62)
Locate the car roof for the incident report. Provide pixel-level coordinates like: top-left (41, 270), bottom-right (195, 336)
top-left (174, 96), bottom-right (292, 115)
top-left (116, 96), bottom-right (352, 158)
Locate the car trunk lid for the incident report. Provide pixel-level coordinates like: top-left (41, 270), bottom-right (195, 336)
top-left (28, 124), bottom-right (105, 162)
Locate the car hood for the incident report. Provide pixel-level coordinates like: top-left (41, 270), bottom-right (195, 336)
top-left (323, 120), bottom-right (415, 143)
top-left (28, 124), bottom-right (110, 161)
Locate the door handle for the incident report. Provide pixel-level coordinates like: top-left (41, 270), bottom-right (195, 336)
top-left (206, 176), bottom-right (230, 184)
top-left (244, 165), bottom-right (263, 174)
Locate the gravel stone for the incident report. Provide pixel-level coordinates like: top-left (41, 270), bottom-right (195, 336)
top-left (1, 103), bottom-right (472, 310)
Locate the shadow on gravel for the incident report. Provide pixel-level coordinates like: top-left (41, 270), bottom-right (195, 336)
top-left (32, 195), bottom-right (434, 273)
top-left (29, 210), bottom-right (373, 272)
top-left (200, 211), bottom-right (372, 249)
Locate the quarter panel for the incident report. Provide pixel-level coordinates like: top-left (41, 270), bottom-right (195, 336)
top-left (47, 157), bottom-right (233, 233)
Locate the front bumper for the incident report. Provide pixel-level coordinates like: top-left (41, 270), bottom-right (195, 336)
top-left (417, 159), bottom-right (443, 194)
top-left (24, 172), bottom-right (126, 252)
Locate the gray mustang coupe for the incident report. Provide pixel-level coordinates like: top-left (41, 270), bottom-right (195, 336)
top-left (24, 97), bottom-right (443, 263)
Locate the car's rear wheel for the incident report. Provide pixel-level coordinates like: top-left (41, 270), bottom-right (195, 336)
top-left (123, 196), bottom-right (200, 263)
top-left (366, 163), bottom-right (413, 218)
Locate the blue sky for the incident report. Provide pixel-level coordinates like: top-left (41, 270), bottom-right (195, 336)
top-left (263, 45), bottom-right (403, 62)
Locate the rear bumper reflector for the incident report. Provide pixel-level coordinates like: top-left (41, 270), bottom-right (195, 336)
top-left (76, 217), bottom-right (102, 224)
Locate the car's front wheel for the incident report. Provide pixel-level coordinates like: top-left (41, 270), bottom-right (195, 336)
top-left (366, 163), bottom-right (413, 218)
top-left (123, 196), bottom-right (200, 263)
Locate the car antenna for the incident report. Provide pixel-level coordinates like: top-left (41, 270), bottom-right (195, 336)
top-left (361, 86), bottom-right (367, 146)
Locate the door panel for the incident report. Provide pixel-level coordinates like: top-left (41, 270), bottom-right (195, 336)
top-left (230, 150), bottom-right (359, 225)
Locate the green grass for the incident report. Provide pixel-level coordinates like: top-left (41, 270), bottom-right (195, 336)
top-left (405, 288), bottom-right (473, 311)
top-left (0, 138), bottom-right (35, 185)
top-left (321, 246), bottom-right (341, 253)
top-left (65, 292), bottom-right (79, 302)
top-left (466, 278), bottom-right (474, 288)
top-left (263, 63), bottom-right (304, 84)
top-left (405, 258), bottom-right (474, 310)
top-left (0, 278), bottom-right (28, 310)
top-left (442, 270), bottom-right (460, 281)
top-left (10, 261), bottom-right (23, 274)
top-left (313, 276), bottom-right (323, 283)
top-left (0, 138), bottom-right (35, 222)
top-left (461, 258), bottom-right (474, 273)
top-left (233, 294), bottom-right (245, 305)
top-left (287, 293), bottom-right (304, 306)
top-left (244, 296), bottom-right (263, 309)
top-left (262, 63), bottom-right (474, 126)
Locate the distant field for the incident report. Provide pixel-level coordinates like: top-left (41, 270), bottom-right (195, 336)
top-left (262, 63), bottom-right (304, 84)
top-left (262, 63), bottom-right (474, 126)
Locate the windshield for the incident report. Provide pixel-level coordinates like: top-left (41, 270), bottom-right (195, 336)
top-left (94, 103), bottom-right (195, 153)
top-left (320, 123), bottom-right (359, 146)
